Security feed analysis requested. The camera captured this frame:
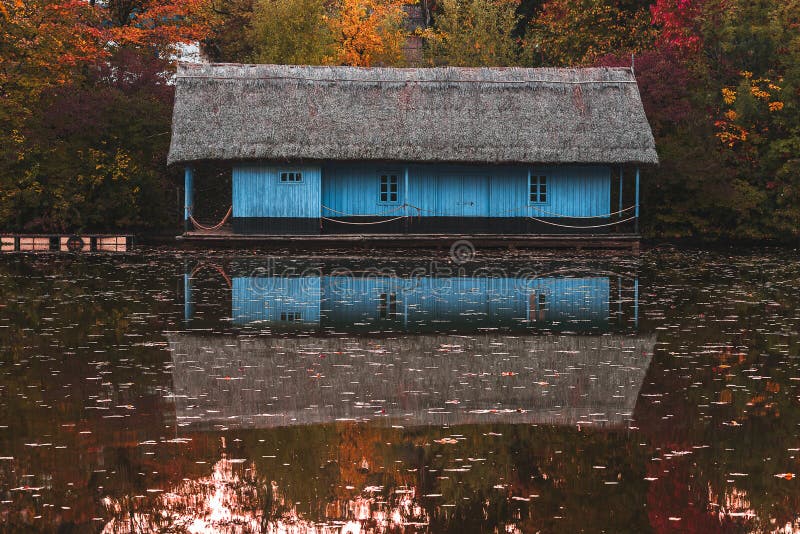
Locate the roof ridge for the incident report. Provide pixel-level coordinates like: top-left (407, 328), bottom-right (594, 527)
top-left (176, 75), bottom-right (638, 85)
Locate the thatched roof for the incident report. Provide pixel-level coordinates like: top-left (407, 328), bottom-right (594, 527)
top-left (167, 333), bottom-right (655, 429)
top-left (167, 63), bottom-right (658, 166)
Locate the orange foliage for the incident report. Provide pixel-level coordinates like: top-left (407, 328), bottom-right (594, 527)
top-left (329, 0), bottom-right (409, 66)
top-left (101, 0), bottom-right (213, 49)
top-left (715, 73), bottom-right (784, 152)
top-left (0, 0), bottom-right (211, 102)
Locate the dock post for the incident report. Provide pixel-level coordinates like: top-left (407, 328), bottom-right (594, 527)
top-left (404, 166), bottom-right (410, 234)
top-left (183, 269), bottom-right (194, 323)
top-left (634, 167), bottom-right (640, 234)
top-left (184, 166), bottom-right (194, 233)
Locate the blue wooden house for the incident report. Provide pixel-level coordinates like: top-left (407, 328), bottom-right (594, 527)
top-left (168, 64), bottom-right (658, 241)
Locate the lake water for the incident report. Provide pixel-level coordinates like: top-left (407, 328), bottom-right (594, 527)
top-left (0, 248), bottom-right (798, 533)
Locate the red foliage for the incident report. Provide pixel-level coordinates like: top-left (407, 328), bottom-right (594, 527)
top-left (596, 47), bottom-right (694, 134)
top-left (650, 0), bottom-right (705, 53)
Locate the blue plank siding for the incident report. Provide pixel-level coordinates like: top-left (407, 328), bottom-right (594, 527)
top-left (321, 163), bottom-right (610, 218)
top-left (536, 166), bottom-right (611, 218)
top-left (233, 165), bottom-right (321, 218)
top-left (232, 276), bottom-right (321, 325)
top-left (322, 163), bottom-right (407, 216)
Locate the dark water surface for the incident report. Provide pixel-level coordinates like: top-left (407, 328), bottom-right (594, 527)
top-left (0, 248), bottom-right (798, 533)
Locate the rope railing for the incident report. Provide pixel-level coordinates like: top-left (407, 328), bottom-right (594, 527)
top-left (529, 204), bottom-right (635, 218)
top-left (190, 262), bottom-right (233, 288)
top-left (321, 204), bottom-right (407, 217)
top-left (319, 202), bottom-right (638, 228)
top-left (525, 214), bottom-right (637, 229)
top-left (321, 215), bottom-right (407, 225)
top-left (189, 206), bottom-right (232, 232)
top-left (188, 204), bottom-right (637, 230)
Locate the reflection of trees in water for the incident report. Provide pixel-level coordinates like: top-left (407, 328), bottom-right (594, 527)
top-left (634, 254), bottom-right (800, 532)
top-left (96, 422), bottom-right (653, 533)
top-left (101, 452), bottom-right (431, 532)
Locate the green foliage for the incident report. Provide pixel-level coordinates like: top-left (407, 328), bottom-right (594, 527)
top-left (702, 0), bottom-right (800, 239)
top-left (0, 50), bottom-right (178, 232)
top-left (423, 0), bottom-right (521, 67)
top-left (249, 0), bottom-right (335, 64)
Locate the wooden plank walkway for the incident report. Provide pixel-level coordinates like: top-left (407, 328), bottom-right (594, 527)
top-left (0, 234), bottom-right (132, 253)
top-left (179, 232), bottom-right (641, 251)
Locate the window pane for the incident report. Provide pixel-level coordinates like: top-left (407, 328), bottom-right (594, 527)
top-left (390, 183), bottom-right (397, 193)
top-left (540, 193), bottom-right (546, 202)
top-left (380, 193), bottom-right (388, 202)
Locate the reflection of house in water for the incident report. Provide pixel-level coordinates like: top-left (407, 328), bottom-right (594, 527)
top-left (231, 276), bottom-right (616, 332)
top-left (170, 268), bottom-right (653, 430)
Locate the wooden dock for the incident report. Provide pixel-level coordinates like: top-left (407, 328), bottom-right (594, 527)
top-left (0, 234), bottom-right (132, 253)
top-left (178, 231), bottom-right (641, 252)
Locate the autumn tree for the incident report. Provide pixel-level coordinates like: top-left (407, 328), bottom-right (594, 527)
top-left (250, 0), bottom-right (334, 64)
top-left (95, 0), bottom-right (213, 50)
top-left (201, 0), bottom-right (256, 62)
top-left (0, 50), bottom-right (178, 231)
top-left (526, 0), bottom-right (654, 66)
top-left (329, 0), bottom-right (409, 66)
top-left (0, 0), bottom-right (105, 226)
top-left (0, 0), bottom-right (212, 232)
top-left (424, 0), bottom-right (521, 66)
top-left (708, 0), bottom-right (800, 237)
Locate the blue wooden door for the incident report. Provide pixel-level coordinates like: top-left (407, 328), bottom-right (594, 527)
top-left (437, 174), bottom-right (490, 217)
top-left (461, 175), bottom-right (490, 217)
top-left (435, 174), bottom-right (461, 216)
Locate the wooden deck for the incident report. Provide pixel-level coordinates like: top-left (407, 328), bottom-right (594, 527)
top-left (1, 234), bottom-right (132, 253)
top-left (178, 230), bottom-right (640, 251)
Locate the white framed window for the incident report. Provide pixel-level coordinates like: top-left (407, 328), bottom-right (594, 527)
top-left (280, 171), bottom-right (303, 183)
top-left (529, 173), bottom-right (548, 204)
top-left (379, 173), bottom-right (400, 203)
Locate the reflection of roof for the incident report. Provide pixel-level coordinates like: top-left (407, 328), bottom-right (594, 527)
top-left (167, 333), bottom-right (655, 429)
